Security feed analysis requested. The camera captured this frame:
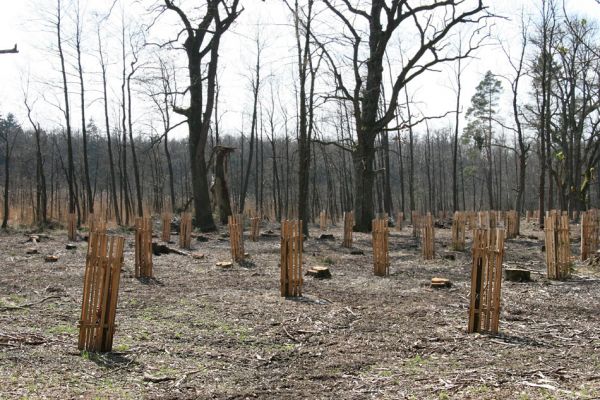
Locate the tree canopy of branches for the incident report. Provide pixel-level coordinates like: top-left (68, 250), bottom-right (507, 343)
top-left (318, 0), bottom-right (491, 231)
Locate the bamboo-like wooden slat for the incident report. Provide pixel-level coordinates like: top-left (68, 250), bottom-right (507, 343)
top-left (581, 209), bottom-right (599, 261)
top-left (421, 212), bottom-right (435, 260)
top-left (161, 212), bottom-right (171, 242)
top-left (372, 218), bottom-right (389, 277)
top-left (451, 211), bottom-right (466, 251)
top-left (78, 232), bottom-right (125, 352)
top-left (68, 213), bottom-right (77, 241)
top-left (280, 220), bottom-right (303, 297)
top-left (179, 212), bottom-right (192, 249)
top-left (342, 211), bottom-right (354, 248)
top-left (228, 214), bottom-right (245, 262)
top-left (250, 216), bottom-right (260, 242)
top-left (468, 228), bottom-right (505, 334)
top-left (135, 217), bottom-right (153, 278)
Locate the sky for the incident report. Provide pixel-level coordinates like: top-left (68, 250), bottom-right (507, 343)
top-left (0, 0), bottom-right (599, 141)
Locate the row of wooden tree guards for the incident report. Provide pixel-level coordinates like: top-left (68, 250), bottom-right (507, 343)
top-left (76, 208), bottom-right (599, 352)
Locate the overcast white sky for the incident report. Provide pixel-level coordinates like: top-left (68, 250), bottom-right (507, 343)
top-left (0, 0), bottom-right (598, 140)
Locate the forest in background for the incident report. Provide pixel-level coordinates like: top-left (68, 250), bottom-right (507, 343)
top-left (0, 0), bottom-right (599, 232)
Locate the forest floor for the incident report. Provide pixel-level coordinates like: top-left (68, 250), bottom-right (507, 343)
top-left (0, 219), bottom-right (599, 400)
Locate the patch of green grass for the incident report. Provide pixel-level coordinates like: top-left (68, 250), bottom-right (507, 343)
top-left (405, 354), bottom-right (426, 368)
top-left (114, 343), bottom-right (130, 352)
top-left (48, 324), bottom-right (78, 335)
top-left (438, 391), bottom-right (449, 400)
top-left (378, 369), bottom-right (393, 377)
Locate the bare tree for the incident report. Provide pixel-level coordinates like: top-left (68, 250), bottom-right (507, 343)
top-left (160, 0), bottom-right (242, 231)
top-left (318, 0), bottom-right (490, 231)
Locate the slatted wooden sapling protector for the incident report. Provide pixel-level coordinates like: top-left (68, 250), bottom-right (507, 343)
top-left (421, 213), bottom-right (435, 260)
top-left (68, 213), bottom-right (77, 241)
top-left (505, 210), bottom-right (519, 239)
top-left (342, 211), bottom-right (354, 248)
top-left (396, 212), bottom-right (403, 231)
top-left (451, 212), bottom-right (466, 251)
top-left (468, 229), bottom-right (505, 334)
top-left (412, 211), bottom-right (421, 239)
top-left (179, 212), bottom-right (192, 249)
top-left (280, 220), bottom-right (303, 297)
top-left (250, 216), bottom-right (260, 242)
top-left (544, 214), bottom-right (571, 280)
top-left (134, 217), bottom-right (153, 278)
top-left (581, 210), bottom-right (599, 261)
top-left (319, 211), bottom-right (327, 231)
top-left (161, 212), bottom-right (171, 242)
top-left (372, 218), bottom-right (389, 277)
top-left (78, 232), bottom-right (125, 352)
top-left (228, 214), bottom-right (245, 262)
top-left (526, 210), bottom-right (533, 222)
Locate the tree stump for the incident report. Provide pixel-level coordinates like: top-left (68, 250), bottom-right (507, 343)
top-left (305, 266), bottom-right (332, 279)
top-left (504, 268), bottom-right (531, 282)
top-left (430, 277), bottom-right (452, 288)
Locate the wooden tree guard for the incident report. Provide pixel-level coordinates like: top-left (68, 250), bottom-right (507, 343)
top-left (228, 214), bottom-right (245, 262)
top-left (319, 211), bottom-right (327, 231)
top-left (396, 211), bottom-right (403, 231)
top-left (179, 212), bottom-right (192, 249)
top-left (544, 214), bottom-right (571, 280)
top-left (505, 210), bottom-right (519, 239)
top-left (451, 212), bottom-right (466, 251)
top-left (135, 217), bottom-right (153, 278)
top-left (421, 213), bottom-right (435, 260)
top-left (466, 212), bottom-right (477, 230)
top-left (88, 214), bottom-right (106, 234)
top-left (342, 211), bottom-right (354, 248)
top-left (250, 216), bottom-right (260, 242)
top-left (372, 218), bottom-right (389, 276)
top-left (526, 210), bottom-right (533, 222)
top-left (161, 212), bottom-right (171, 242)
top-left (68, 213), bottom-right (77, 241)
top-left (411, 211), bottom-right (421, 238)
top-left (581, 210), bottom-right (599, 261)
top-left (280, 220), bottom-right (303, 297)
top-left (468, 228), bottom-right (505, 334)
top-left (78, 232), bottom-right (125, 352)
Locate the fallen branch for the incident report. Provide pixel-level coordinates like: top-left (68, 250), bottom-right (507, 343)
top-left (0, 295), bottom-right (62, 311)
top-left (282, 326), bottom-right (298, 342)
top-left (143, 372), bottom-right (175, 383)
top-left (174, 369), bottom-right (203, 387)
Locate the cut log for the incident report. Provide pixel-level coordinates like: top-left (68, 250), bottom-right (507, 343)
top-left (26, 248), bottom-right (39, 255)
top-left (504, 268), bottom-right (531, 282)
top-left (65, 243), bottom-right (77, 250)
top-left (431, 277), bottom-right (452, 289)
top-left (45, 255), bottom-right (59, 263)
top-left (152, 242), bottom-right (189, 256)
top-left (442, 253), bottom-right (456, 261)
top-left (350, 249), bottom-right (364, 255)
top-left (305, 266), bottom-right (332, 279)
top-left (216, 261), bottom-right (233, 268)
top-left (261, 230), bottom-right (278, 238)
top-left (192, 253), bottom-right (205, 260)
top-left (318, 234), bottom-right (335, 241)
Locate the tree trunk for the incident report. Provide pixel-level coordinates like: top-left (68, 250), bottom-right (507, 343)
top-left (98, 28), bottom-right (121, 225)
